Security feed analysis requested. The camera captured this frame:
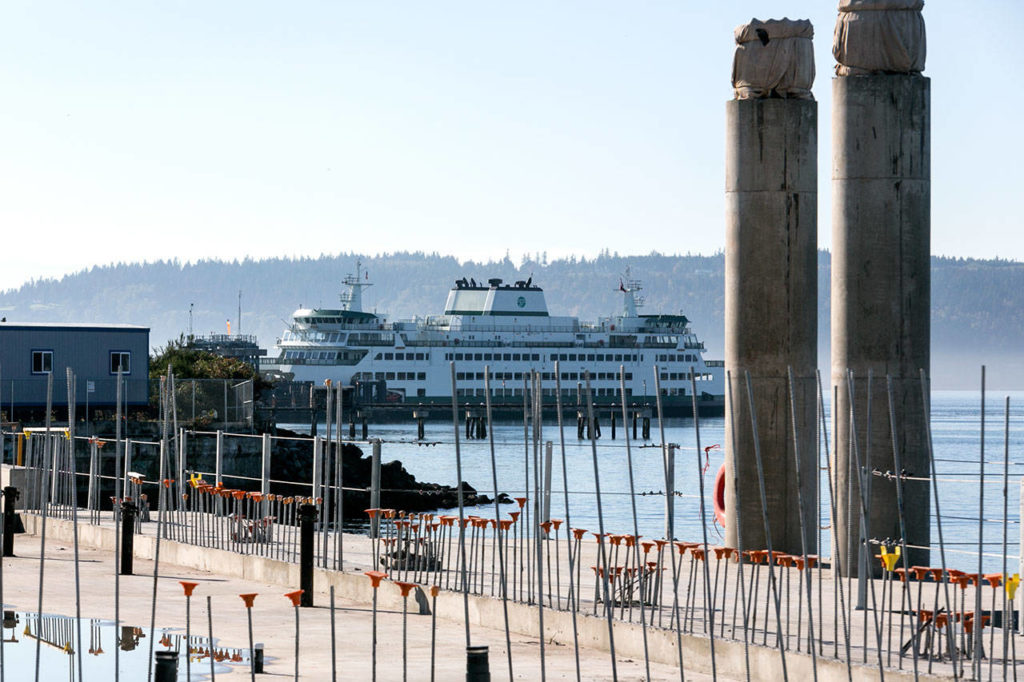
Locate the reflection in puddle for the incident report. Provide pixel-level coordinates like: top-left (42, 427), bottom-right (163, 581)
top-left (2, 609), bottom-right (254, 680)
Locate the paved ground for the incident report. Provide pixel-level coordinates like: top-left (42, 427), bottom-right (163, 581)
top-left (1, 532), bottom-right (714, 680)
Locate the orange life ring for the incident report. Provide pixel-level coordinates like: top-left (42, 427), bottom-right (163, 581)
top-left (713, 464), bottom-right (726, 526)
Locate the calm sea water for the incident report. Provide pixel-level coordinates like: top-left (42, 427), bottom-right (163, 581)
top-left (304, 390), bottom-right (1024, 574)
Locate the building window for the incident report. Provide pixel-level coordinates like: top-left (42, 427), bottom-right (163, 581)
top-left (32, 350), bottom-right (53, 374)
top-left (110, 351), bottom-right (132, 375)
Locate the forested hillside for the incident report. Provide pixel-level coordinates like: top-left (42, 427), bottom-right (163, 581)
top-left (2, 252), bottom-right (1022, 388)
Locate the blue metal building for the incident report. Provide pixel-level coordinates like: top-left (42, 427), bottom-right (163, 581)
top-left (0, 323), bottom-right (150, 416)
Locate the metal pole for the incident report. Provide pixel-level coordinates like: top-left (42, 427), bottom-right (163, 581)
top-left (743, 370), bottom-right (788, 680)
top-left (369, 440), bottom-right (381, 538)
top-left (844, 370), bottom-right (892, 677)
top-left (336, 382), bottom-right (344, 569)
top-left (786, 367), bottom-right (817, 680)
top-left (261, 433), bottom-right (271, 516)
top-left (650, 367), bottom-right (685, 682)
top-left (977, 367), bottom-right (987, 682)
top-left (554, 362), bottom-right (582, 682)
top-left (483, 367), bottom-right (514, 680)
top-left (620, 372), bottom-right (652, 682)
top-left (448, 362), bottom-right (472, 647)
top-left (114, 368), bottom-right (123, 682)
top-left (33, 371), bottom-right (54, 682)
top-left (818, 371), bottom-right (852, 678)
top-left (690, 372), bottom-right (716, 672)
top-left (543, 440), bottom-right (553, 526)
top-left (1003, 396), bottom-right (1011, 678)
top-left (725, 372), bottom-right (752, 681)
top-left (206, 595), bottom-right (216, 681)
top-left (585, 373), bottom-right (617, 679)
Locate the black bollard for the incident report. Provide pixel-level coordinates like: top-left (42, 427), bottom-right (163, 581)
top-left (299, 503), bottom-right (317, 607)
top-left (417, 418), bottom-right (425, 440)
top-left (632, 412), bottom-right (638, 440)
top-left (154, 650), bottom-right (178, 682)
top-left (2, 487), bottom-right (19, 557)
top-left (120, 499), bottom-right (137, 575)
top-left (642, 416), bottom-right (651, 440)
top-left (254, 643), bottom-right (265, 673)
top-left (610, 412), bottom-right (616, 440)
top-left (362, 418), bottom-right (368, 440)
top-left (349, 421), bottom-right (356, 439)
top-left (466, 645), bottom-right (491, 682)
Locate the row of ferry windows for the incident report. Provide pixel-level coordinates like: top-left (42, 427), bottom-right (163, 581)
top-left (657, 353), bottom-right (699, 363)
top-left (444, 352), bottom-right (640, 363)
top-left (283, 331), bottom-right (345, 342)
top-left (456, 388), bottom-right (635, 397)
top-left (375, 352), bottom-right (428, 361)
top-left (456, 371), bottom-right (633, 382)
top-left (373, 372), bottom-right (426, 381)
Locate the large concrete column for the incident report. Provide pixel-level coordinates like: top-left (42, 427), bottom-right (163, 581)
top-left (832, 73), bottom-right (930, 576)
top-left (724, 89), bottom-right (818, 552)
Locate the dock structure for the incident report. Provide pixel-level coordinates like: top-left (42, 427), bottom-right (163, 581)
top-left (831, 1), bottom-right (931, 576)
top-left (724, 18), bottom-right (819, 556)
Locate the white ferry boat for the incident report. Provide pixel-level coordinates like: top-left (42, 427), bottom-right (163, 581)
top-left (262, 264), bottom-right (724, 415)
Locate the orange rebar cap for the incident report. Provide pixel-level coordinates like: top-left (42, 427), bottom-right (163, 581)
top-left (179, 581), bottom-right (199, 597)
top-left (394, 581), bottom-right (417, 598)
top-left (983, 573), bottom-right (1003, 588)
top-left (365, 570), bottom-right (388, 589)
top-left (284, 590), bottom-right (303, 607)
top-left (239, 593), bottom-right (258, 608)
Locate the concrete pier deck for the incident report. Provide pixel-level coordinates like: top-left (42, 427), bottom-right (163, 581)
top-left (3, 507), bottom-right (996, 680)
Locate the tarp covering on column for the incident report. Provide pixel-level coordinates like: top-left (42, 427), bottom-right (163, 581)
top-left (732, 18), bottom-right (815, 100)
top-left (833, 0), bottom-right (926, 75)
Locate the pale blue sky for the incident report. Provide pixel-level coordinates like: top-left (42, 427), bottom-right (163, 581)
top-left (1, 2), bottom-right (1021, 291)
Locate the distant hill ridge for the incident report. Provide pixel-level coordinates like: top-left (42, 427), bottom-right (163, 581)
top-left (2, 251), bottom-right (1022, 388)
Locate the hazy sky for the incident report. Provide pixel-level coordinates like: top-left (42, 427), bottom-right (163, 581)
top-left (2, 2), bottom-right (1021, 292)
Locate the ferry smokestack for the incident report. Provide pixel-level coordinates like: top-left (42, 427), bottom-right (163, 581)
top-left (831, 0), bottom-right (930, 577)
top-left (724, 18), bottom-right (818, 555)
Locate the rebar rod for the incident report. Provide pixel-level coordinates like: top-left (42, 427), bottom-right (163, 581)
top-left (585, 373), bottom-right (617, 681)
top-left (726, 370), bottom-right (752, 682)
top-left (786, 367), bottom-right (817, 681)
top-left (690, 370), bottom-right (716, 676)
top-left (483, 367), bottom-right (514, 680)
top-left (743, 370), bottom-right (788, 680)
top-left (554, 362), bottom-right (583, 682)
top-left (448, 362), bottom-right (472, 647)
top-left (818, 372), bottom-right (852, 682)
top-left (650, 367), bottom-right (686, 682)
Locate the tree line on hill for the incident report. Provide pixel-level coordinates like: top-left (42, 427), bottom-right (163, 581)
top-left (2, 251), bottom-right (1021, 388)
